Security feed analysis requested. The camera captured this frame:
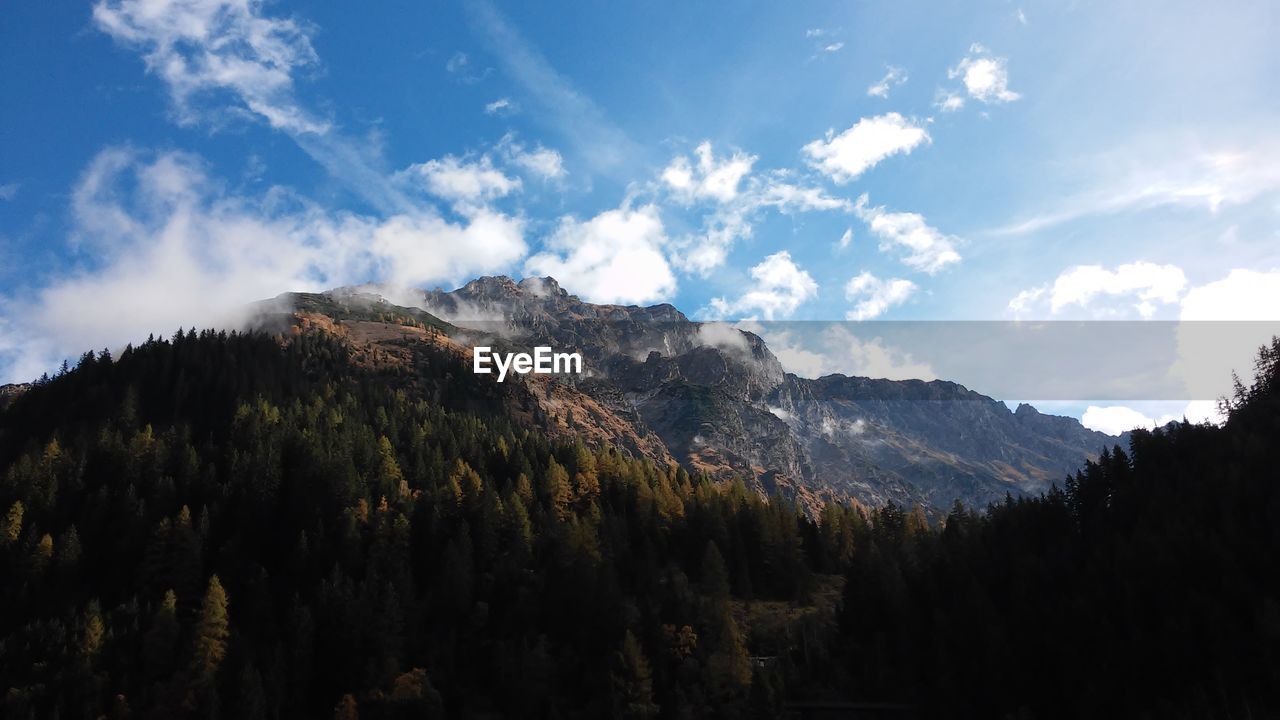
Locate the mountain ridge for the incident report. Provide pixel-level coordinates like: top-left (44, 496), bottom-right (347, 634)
top-left (251, 275), bottom-right (1122, 513)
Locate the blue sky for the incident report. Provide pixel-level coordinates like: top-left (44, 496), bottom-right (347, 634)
top-left (1, 0), bottom-right (1278, 430)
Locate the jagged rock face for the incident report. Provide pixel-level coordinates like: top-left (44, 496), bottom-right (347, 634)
top-left (273, 277), bottom-right (1120, 514)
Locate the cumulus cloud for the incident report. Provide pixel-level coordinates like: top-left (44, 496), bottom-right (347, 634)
top-left (947, 43), bottom-right (1020, 106)
top-left (803, 113), bottom-right (930, 183)
top-left (398, 155), bottom-right (520, 208)
top-left (524, 204), bottom-right (675, 305)
top-left (662, 142), bottom-right (756, 204)
top-left (1170, 269), bottom-right (1280, 406)
top-left (1180, 269), bottom-right (1280, 320)
top-left (853, 194), bottom-right (961, 273)
top-left (845, 272), bottom-right (917, 320)
top-left (1008, 262), bottom-right (1187, 318)
top-left (1081, 401), bottom-right (1224, 435)
top-left (498, 134), bottom-right (567, 180)
top-left (704, 251), bottom-right (818, 320)
top-left (866, 66), bottom-right (908, 98)
top-left (0, 147), bottom-right (528, 383)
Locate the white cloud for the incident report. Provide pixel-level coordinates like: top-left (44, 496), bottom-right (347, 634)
top-left (484, 97), bottom-right (516, 115)
top-left (948, 43), bottom-right (1020, 104)
top-left (754, 178), bottom-right (851, 213)
top-left (672, 212), bottom-right (749, 277)
top-left (663, 144), bottom-right (849, 276)
top-left (837, 227), bottom-right (853, 249)
top-left (844, 272), bottom-right (917, 320)
top-left (93, 0), bottom-right (328, 134)
top-left (1080, 401), bottom-right (1223, 435)
top-left (748, 322), bottom-right (936, 381)
top-left (822, 42), bottom-right (844, 53)
top-left (853, 194), bottom-right (961, 273)
top-left (0, 183), bottom-right (18, 201)
top-left (1008, 262), bottom-right (1187, 318)
top-left (935, 91), bottom-right (966, 112)
top-left (1180, 269), bottom-right (1280, 320)
top-left (866, 66), bottom-right (908, 98)
top-left (1169, 269), bottom-right (1280, 409)
top-left (399, 155), bottom-right (520, 208)
top-left (704, 251), bottom-right (817, 320)
top-left (1081, 405), bottom-right (1177, 435)
top-left (93, 0), bottom-right (425, 216)
top-left (994, 141), bottom-right (1280, 235)
top-left (803, 113), bottom-right (930, 183)
top-left (524, 204), bottom-right (675, 305)
top-left (662, 142), bottom-right (756, 204)
top-left (696, 322), bottom-right (751, 354)
top-left (0, 147), bottom-right (528, 383)
top-left (498, 135), bottom-right (567, 180)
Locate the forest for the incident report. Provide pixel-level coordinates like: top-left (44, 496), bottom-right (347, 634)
top-left (1, 328), bottom-right (1278, 719)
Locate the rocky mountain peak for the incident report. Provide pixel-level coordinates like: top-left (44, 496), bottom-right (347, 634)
top-left (261, 280), bottom-right (1121, 513)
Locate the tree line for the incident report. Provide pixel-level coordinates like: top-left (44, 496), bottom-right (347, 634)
top-left (1, 328), bottom-right (1277, 718)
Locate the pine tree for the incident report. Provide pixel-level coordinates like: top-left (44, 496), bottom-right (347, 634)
top-left (186, 575), bottom-right (231, 709)
top-left (143, 590), bottom-right (180, 685)
top-left (611, 630), bottom-right (659, 719)
top-left (0, 500), bottom-right (23, 546)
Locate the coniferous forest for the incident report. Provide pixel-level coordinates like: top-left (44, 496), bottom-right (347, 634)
top-left (2, 329), bottom-right (1279, 719)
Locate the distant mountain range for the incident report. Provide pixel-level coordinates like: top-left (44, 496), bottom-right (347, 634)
top-left (251, 275), bottom-right (1119, 513)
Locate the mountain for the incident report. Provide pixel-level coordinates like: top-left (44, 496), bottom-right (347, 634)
top-left (255, 276), bottom-right (1120, 513)
top-left (1, 285), bottom-right (1276, 719)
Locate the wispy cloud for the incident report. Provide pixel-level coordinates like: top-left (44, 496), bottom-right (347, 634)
top-left (484, 97), bottom-right (516, 115)
top-left (660, 142), bottom-right (851, 275)
top-left (867, 66), bottom-right (908, 98)
top-left (93, 0), bottom-right (328, 134)
top-left (464, 0), bottom-right (639, 178)
top-left (445, 51), bottom-right (493, 84)
top-left (93, 0), bottom-right (419, 215)
top-left (992, 140), bottom-right (1280, 235)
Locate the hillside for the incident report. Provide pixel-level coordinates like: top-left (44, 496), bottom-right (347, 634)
top-left (0, 314), bottom-right (1277, 717)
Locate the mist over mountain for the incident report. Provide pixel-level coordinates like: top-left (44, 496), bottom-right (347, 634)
top-left (252, 275), bottom-right (1120, 514)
